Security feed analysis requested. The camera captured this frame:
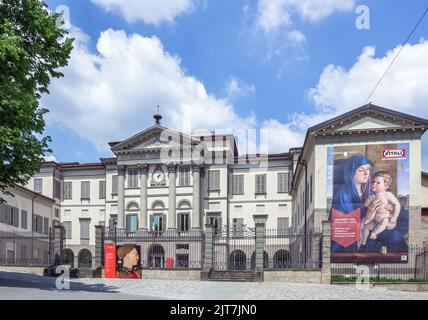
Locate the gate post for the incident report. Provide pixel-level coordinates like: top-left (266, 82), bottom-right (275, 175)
top-left (253, 215), bottom-right (268, 282)
top-left (53, 225), bottom-right (65, 265)
top-left (94, 225), bottom-right (105, 269)
top-left (321, 220), bottom-right (331, 284)
top-left (201, 223), bottom-right (214, 281)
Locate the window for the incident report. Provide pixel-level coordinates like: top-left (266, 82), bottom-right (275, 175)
top-left (278, 173), bottom-right (289, 193)
top-left (127, 168), bottom-right (138, 188)
top-left (34, 178), bottom-right (42, 193)
top-left (63, 182), bottom-right (72, 199)
top-left (126, 214), bottom-right (138, 233)
top-left (232, 218), bottom-right (244, 237)
top-left (208, 170), bottom-right (220, 190)
top-left (150, 214), bottom-right (165, 234)
top-left (232, 175), bottom-right (244, 195)
top-left (62, 221), bottom-right (72, 239)
top-left (179, 166), bottom-right (190, 186)
top-left (208, 215), bottom-right (221, 235)
top-left (277, 217), bottom-right (289, 236)
top-left (310, 174), bottom-right (313, 204)
top-left (21, 210), bottom-right (28, 229)
top-left (43, 217), bottom-right (49, 235)
top-left (176, 254), bottom-right (189, 268)
top-left (112, 175), bottom-right (118, 194)
top-left (54, 179), bottom-right (61, 199)
top-left (55, 208), bottom-right (60, 218)
top-left (99, 180), bottom-right (106, 199)
top-left (255, 174), bottom-right (267, 194)
top-left (0, 203), bottom-right (6, 224)
top-left (34, 215), bottom-right (43, 233)
top-left (80, 219), bottom-right (90, 240)
top-left (11, 207), bottom-right (19, 227)
top-left (81, 181), bottom-right (90, 199)
top-left (178, 213), bottom-right (190, 232)
top-left (21, 245), bottom-right (28, 260)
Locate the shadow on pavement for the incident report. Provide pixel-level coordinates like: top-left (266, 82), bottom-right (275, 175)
top-left (0, 271), bottom-right (120, 294)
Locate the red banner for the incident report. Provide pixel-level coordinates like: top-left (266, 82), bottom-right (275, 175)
top-left (332, 208), bottom-right (361, 248)
top-left (104, 244), bottom-right (116, 278)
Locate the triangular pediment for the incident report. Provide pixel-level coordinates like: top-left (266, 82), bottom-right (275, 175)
top-left (111, 125), bottom-right (197, 153)
top-left (309, 104), bottom-right (428, 135)
top-left (336, 116), bottom-right (404, 131)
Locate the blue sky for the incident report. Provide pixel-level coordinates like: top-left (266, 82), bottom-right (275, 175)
top-left (41, 0), bottom-right (428, 171)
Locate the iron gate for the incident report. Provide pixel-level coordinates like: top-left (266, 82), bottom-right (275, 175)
top-left (213, 225), bottom-right (256, 270)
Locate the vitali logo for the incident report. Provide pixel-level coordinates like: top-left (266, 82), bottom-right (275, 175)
top-left (382, 148), bottom-right (407, 160)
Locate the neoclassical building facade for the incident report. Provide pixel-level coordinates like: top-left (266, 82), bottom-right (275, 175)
top-left (21, 113), bottom-right (294, 266)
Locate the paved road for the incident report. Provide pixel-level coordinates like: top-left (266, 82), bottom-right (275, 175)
top-left (1, 271), bottom-right (428, 300)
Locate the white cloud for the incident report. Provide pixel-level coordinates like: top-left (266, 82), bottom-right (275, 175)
top-left (256, 0), bottom-right (355, 34)
top-left (286, 30), bottom-right (306, 46)
top-left (225, 76), bottom-right (256, 98)
top-left (90, 0), bottom-right (195, 25)
top-left (42, 27), bottom-right (257, 151)
top-left (293, 40), bottom-right (428, 169)
top-left (261, 119), bottom-right (304, 152)
top-left (43, 155), bottom-right (57, 162)
top-left (308, 40), bottom-right (428, 119)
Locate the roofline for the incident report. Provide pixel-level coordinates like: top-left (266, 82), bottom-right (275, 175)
top-left (308, 103), bottom-right (428, 133)
top-left (290, 103), bottom-right (428, 194)
top-left (13, 185), bottom-right (55, 203)
top-left (423, 171), bottom-right (428, 178)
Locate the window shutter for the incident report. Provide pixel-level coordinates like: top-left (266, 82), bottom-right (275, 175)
top-left (162, 214), bottom-right (166, 233)
top-left (99, 181), bottom-right (106, 199)
top-left (150, 215), bottom-right (154, 232)
top-left (112, 175), bottom-right (118, 194)
top-left (177, 214), bottom-right (182, 231)
top-left (0, 204), bottom-right (6, 224)
top-left (14, 208), bottom-right (19, 227)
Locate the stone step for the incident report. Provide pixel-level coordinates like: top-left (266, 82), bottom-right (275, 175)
top-left (209, 271), bottom-right (255, 282)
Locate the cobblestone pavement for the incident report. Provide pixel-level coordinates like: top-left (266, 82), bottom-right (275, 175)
top-left (1, 272), bottom-right (428, 300)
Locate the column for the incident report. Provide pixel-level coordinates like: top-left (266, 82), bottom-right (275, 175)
top-left (168, 163), bottom-right (178, 230)
top-left (253, 214), bottom-right (268, 282)
top-left (139, 164), bottom-right (149, 230)
top-left (321, 220), bottom-right (331, 284)
top-left (117, 165), bottom-right (126, 229)
top-left (192, 163), bottom-right (201, 229)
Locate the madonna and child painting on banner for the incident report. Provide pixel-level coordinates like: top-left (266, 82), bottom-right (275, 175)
top-left (327, 143), bottom-right (410, 263)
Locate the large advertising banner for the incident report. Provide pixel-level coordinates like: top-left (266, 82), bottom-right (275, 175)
top-left (115, 244), bottom-right (142, 279)
top-left (327, 143), bottom-right (410, 263)
top-left (104, 244), bottom-right (116, 278)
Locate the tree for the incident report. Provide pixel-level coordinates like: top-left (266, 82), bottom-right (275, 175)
top-left (0, 0), bottom-right (73, 195)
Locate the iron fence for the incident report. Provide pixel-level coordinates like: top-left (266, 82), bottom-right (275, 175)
top-left (104, 227), bottom-right (204, 269)
top-left (264, 228), bottom-right (323, 270)
top-left (331, 245), bottom-right (427, 282)
top-left (415, 248), bottom-right (428, 281)
top-left (0, 229), bottom-right (54, 267)
top-left (212, 225), bottom-right (256, 271)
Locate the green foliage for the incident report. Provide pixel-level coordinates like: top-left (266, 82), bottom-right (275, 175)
top-left (0, 0), bottom-right (73, 193)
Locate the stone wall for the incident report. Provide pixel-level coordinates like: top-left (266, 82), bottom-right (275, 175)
top-left (0, 266), bottom-right (45, 276)
top-left (264, 270), bottom-right (322, 283)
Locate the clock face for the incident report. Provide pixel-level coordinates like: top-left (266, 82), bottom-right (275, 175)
top-left (152, 167), bottom-right (165, 183)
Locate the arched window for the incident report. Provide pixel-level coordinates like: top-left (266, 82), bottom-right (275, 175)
top-left (229, 250), bottom-right (246, 270)
top-left (273, 250), bottom-right (291, 269)
top-left (78, 249), bottom-right (92, 268)
top-left (152, 200), bottom-right (165, 210)
top-left (64, 249), bottom-right (74, 268)
top-left (177, 200), bottom-right (191, 209)
top-left (126, 202), bottom-right (139, 211)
